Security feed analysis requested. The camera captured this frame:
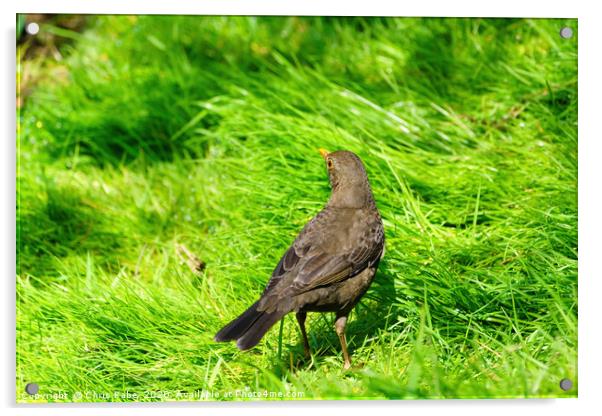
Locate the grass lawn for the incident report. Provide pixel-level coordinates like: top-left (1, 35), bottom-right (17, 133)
top-left (16, 16), bottom-right (577, 401)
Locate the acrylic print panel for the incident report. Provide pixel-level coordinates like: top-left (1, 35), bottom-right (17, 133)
top-left (16, 15), bottom-right (577, 402)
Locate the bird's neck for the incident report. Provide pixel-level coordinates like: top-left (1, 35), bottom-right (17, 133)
top-left (328, 181), bottom-right (376, 209)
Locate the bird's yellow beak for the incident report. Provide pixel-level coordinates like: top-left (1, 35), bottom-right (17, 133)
top-left (319, 148), bottom-right (330, 159)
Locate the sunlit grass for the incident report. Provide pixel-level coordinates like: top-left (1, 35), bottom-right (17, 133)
top-left (16, 16), bottom-right (577, 401)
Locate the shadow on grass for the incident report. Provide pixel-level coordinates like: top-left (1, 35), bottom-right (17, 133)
top-left (17, 179), bottom-right (124, 279)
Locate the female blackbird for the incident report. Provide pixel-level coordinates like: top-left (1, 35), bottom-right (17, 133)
top-left (214, 149), bottom-right (384, 369)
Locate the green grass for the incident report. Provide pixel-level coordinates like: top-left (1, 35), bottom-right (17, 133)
top-left (16, 16), bottom-right (577, 402)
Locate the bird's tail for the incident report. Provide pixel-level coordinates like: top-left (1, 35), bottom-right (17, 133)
top-left (214, 301), bottom-right (286, 351)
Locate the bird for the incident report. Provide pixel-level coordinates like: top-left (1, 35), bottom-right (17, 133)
top-left (214, 149), bottom-right (385, 369)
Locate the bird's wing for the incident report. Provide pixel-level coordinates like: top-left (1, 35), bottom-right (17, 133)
top-left (262, 208), bottom-right (383, 297)
top-left (290, 221), bottom-right (383, 293)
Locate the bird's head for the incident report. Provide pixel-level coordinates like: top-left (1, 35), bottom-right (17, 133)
top-left (319, 149), bottom-right (375, 208)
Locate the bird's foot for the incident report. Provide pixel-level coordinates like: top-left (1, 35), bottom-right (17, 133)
top-left (342, 360), bottom-right (366, 371)
top-left (294, 347), bottom-right (312, 367)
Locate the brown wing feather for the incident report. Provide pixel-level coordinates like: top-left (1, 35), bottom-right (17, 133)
top-left (261, 207), bottom-right (384, 303)
top-left (290, 222), bottom-right (383, 293)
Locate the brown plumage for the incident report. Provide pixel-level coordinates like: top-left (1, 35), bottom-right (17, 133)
top-left (214, 149), bottom-right (385, 369)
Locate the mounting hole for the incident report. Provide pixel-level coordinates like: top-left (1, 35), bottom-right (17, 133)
top-left (559, 27), bottom-right (573, 39)
top-left (559, 378), bottom-right (573, 391)
top-left (25, 383), bottom-right (39, 395)
top-left (25, 22), bottom-right (40, 36)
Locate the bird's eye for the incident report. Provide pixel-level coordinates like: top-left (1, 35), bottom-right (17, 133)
top-left (327, 159), bottom-right (334, 169)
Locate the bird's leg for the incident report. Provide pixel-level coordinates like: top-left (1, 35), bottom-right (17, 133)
top-left (334, 314), bottom-right (351, 370)
top-left (296, 312), bottom-right (311, 358)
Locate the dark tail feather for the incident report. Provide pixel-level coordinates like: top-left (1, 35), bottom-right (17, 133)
top-left (214, 301), bottom-right (262, 342)
top-left (214, 300), bottom-right (286, 350)
top-left (235, 309), bottom-right (285, 350)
